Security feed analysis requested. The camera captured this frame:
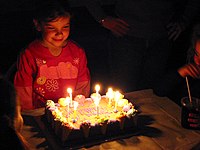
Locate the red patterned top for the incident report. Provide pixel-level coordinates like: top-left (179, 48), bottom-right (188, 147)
top-left (14, 40), bottom-right (90, 110)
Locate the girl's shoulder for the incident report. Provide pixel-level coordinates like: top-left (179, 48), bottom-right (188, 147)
top-left (27, 40), bottom-right (43, 51)
top-left (20, 40), bottom-right (42, 53)
top-left (18, 40), bottom-right (45, 60)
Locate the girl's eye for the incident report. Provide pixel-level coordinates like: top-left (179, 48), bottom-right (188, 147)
top-left (63, 25), bottom-right (70, 29)
top-left (47, 27), bottom-right (55, 30)
top-left (44, 25), bottom-right (55, 30)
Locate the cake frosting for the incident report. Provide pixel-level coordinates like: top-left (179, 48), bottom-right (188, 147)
top-left (45, 92), bottom-right (138, 146)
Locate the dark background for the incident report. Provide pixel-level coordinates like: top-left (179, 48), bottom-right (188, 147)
top-left (0, 1), bottom-right (197, 93)
top-left (1, 1), bottom-right (113, 88)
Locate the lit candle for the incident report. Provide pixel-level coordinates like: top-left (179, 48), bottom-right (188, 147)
top-left (67, 88), bottom-right (73, 107)
top-left (94, 94), bottom-right (101, 117)
top-left (73, 101), bottom-right (79, 118)
top-left (66, 97), bottom-right (70, 118)
top-left (114, 91), bottom-right (120, 111)
top-left (95, 84), bottom-right (100, 95)
top-left (106, 87), bottom-right (114, 106)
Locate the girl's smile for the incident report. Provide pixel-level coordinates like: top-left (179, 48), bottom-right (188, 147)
top-left (37, 16), bottom-right (70, 50)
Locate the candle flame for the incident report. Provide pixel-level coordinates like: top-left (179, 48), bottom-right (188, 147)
top-left (106, 87), bottom-right (114, 99)
top-left (95, 84), bottom-right (100, 93)
top-left (67, 87), bottom-right (72, 94)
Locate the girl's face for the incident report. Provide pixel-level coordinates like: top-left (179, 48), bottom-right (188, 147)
top-left (194, 40), bottom-right (200, 66)
top-left (36, 16), bottom-right (70, 48)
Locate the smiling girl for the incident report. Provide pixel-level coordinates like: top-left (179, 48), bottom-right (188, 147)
top-left (14, 0), bottom-right (90, 110)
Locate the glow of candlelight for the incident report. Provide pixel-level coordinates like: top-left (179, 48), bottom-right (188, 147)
top-left (67, 88), bottom-right (73, 107)
top-left (95, 84), bottom-right (100, 94)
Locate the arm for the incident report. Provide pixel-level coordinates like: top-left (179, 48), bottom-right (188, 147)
top-left (14, 95), bottom-right (23, 132)
top-left (14, 50), bottom-right (36, 110)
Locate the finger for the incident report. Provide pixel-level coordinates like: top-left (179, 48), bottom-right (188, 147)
top-left (115, 22), bottom-right (130, 33)
top-left (111, 28), bottom-right (126, 37)
top-left (111, 27), bottom-right (125, 37)
top-left (168, 31), bottom-right (177, 40)
top-left (112, 32), bottom-right (122, 37)
top-left (188, 65), bottom-right (200, 78)
top-left (168, 26), bottom-right (176, 35)
top-left (117, 25), bottom-right (130, 33)
top-left (166, 22), bottom-right (176, 29)
top-left (171, 30), bottom-right (181, 41)
top-left (111, 23), bottom-right (130, 36)
top-left (167, 23), bottom-right (177, 32)
top-left (116, 19), bottom-right (130, 27)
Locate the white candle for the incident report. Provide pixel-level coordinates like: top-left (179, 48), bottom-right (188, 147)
top-left (94, 94), bottom-right (101, 117)
top-left (73, 101), bottom-right (79, 118)
top-left (114, 91), bottom-right (120, 110)
top-left (66, 97), bottom-right (70, 118)
top-left (106, 87), bottom-right (114, 106)
top-left (67, 88), bottom-right (73, 107)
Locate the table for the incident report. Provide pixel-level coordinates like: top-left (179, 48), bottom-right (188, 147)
top-left (21, 89), bottom-right (200, 150)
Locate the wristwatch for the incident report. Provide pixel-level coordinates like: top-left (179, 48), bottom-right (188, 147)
top-left (99, 18), bottom-right (106, 25)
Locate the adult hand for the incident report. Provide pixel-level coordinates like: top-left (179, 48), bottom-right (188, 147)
top-left (101, 16), bottom-right (130, 37)
top-left (178, 63), bottom-right (200, 78)
top-left (166, 22), bottom-right (185, 41)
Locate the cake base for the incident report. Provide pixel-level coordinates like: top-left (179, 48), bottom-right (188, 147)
top-left (42, 115), bottom-right (139, 149)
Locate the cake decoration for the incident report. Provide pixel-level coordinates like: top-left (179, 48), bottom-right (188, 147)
top-left (45, 84), bottom-right (138, 145)
top-left (81, 121), bottom-right (91, 138)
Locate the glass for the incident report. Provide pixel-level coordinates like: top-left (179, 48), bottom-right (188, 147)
top-left (181, 97), bottom-right (200, 130)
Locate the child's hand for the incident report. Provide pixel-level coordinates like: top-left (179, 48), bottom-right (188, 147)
top-left (178, 63), bottom-right (200, 78)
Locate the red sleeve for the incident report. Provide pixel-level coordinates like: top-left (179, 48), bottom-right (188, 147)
top-left (14, 50), bottom-right (36, 110)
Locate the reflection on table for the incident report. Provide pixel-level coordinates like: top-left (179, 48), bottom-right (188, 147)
top-left (21, 89), bottom-right (200, 150)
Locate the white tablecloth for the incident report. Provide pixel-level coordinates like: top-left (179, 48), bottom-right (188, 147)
top-left (21, 89), bottom-right (200, 150)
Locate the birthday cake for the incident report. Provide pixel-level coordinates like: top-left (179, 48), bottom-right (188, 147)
top-left (45, 88), bottom-right (138, 147)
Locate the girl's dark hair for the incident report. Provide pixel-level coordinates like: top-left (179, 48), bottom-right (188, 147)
top-left (34, 0), bottom-right (71, 23)
top-left (187, 24), bottom-right (200, 62)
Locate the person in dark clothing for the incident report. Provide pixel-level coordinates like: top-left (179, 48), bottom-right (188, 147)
top-left (84, 0), bottom-right (200, 92)
top-left (154, 24), bottom-right (200, 105)
top-left (0, 75), bottom-right (30, 149)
